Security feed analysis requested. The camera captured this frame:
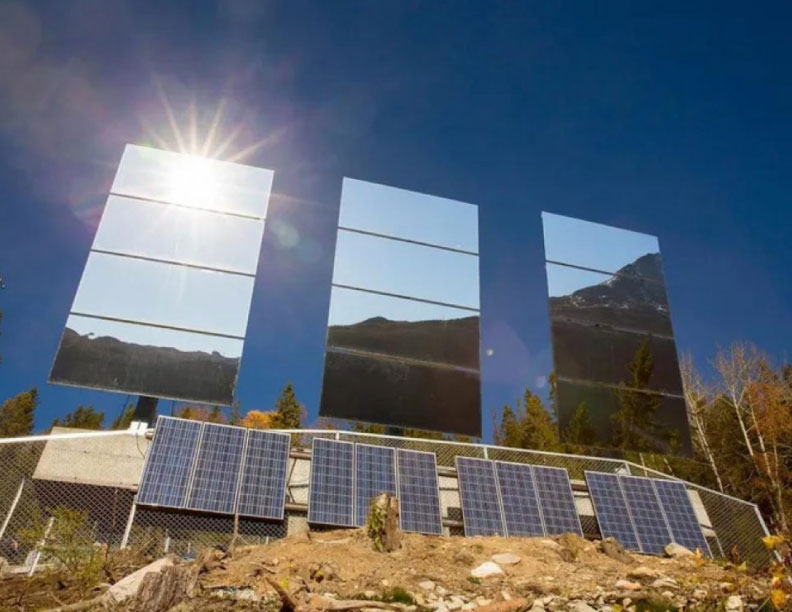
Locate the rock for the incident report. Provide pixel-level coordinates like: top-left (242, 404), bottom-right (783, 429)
top-left (105, 557), bottom-right (175, 603)
top-left (615, 580), bottom-right (641, 591)
top-left (381, 580), bottom-right (390, 587)
top-left (538, 539), bottom-right (562, 551)
top-left (627, 566), bottom-right (659, 580)
top-left (492, 553), bottom-right (521, 565)
top-left (434, 606), bottom-right (449, 612)
top-left (570, 602), bottom-right (597, 612)
top-left (651, 577), bottom-right (678, 589)
top-left (415, 594), bottom-right (427, 606)
top-left (664, 543), bottom-right (694, 558)
top-left (661, 591), bottom-right (674, 600)
top-left (455, 551), bottom-right (475, 565)
top-left (364, 590), bottom-right (377, 598)
top-left (476, 597), bottom-right (493, 606)
top-left (420, 581), bottom-right (437, 592)
top-left (599, 538), bottom-right (634, 564)
top-left (462, 604), bottom-right (476, 610)
top-left (726, 596), bottom-right (743, 612)
top-left (622, 598), bottom-right (632, 607)
top-left (501, 591), bottom-right (512, 601)
top-left (720, 582), bottom-right (736, 592)
top-left (447, 598), bottom-right (463, 610)
top-left (471, 561), bottom-right (504, 578)
top-left (437, 586), bottom-right (450, 596)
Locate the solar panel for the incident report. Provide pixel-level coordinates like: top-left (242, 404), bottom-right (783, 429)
top-left (494, 461), bottom-right (545, 537)
top-left (354, 444), bottom-right (397, 527)
top-left (619, 475), bottom-right (672, 555)
top-left (308, 438), bottom-right (355, 527)
top-left (396, 449), bottom-right (443, 535)
top-left (186, 423), bottom-right (246, 514)
top-left (532, 465), bottom-right (583, 536)
top-left (137, 416), bottom-right (202, 508)
top-left (584, 471), bottom-right (641, 552)
top-left (455, 457), bottom-right (504, 536)
top-left (237, 430), bottom-right (291, 519)
top-left (652, 479), bottom-right (712, 557)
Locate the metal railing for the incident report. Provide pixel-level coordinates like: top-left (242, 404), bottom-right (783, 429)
top-left (0, 428), bottom-right (773, 573)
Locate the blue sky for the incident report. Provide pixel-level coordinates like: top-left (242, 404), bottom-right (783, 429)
top-left (0, 1), bottom-right (791, 438)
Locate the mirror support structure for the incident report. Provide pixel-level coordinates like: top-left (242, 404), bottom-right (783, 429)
top-left (133, 395), bottom-right (159, 426)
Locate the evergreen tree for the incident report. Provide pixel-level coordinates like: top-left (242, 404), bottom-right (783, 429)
top-left (0, 388), bottom-right (38, 437)
top-left (51, 405), bottom-right (104, 430)
top-left (271, 382), bottom-right (303, 429)
top-left (612, 339), bottom-right (661, 452)
top-left (110, 404), bottom-right (135, 430)
top-left (494, 389), bottom-right (560, 451)
top-left (564, 401), bottom-right (597, 446)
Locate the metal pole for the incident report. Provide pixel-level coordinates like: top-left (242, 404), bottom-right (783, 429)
top-left (28, 516), bottom-right (54, 577)
top-left (0, 480), bottom-right (25, 541)
top-left (120, 497), bottom-right (137, 549)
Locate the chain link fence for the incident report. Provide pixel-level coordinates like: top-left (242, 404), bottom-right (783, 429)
top-left (0, 428), bottom-right (773, 574)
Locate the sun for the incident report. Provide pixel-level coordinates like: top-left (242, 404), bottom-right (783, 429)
top-left (165, 154), bottom-right (219, 210)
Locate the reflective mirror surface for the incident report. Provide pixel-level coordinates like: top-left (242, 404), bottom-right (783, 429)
top-left (327, 287), bottom-right (479, 369)
top-left (320, 349), bottom-right (481, 437)
top-left (551, 321), bottom-right (683, 394)
top-left (333, 229), bottom-right (479, 308)
top-left (94, 195), bottom-right (264, 274)
top-left (111, 144), bottom-right (273, 218)
top-left (339, 178), bottom-right (478, 252)
top-left (555, 379), bottom-right (692, 454)
top-left (546, 263), bottom-right (672, 335)
top-left (71, 252), bottom-right (254, 337)
top-left (542, 212), bottom-right (662, 278)
top-left (50, 315), bottom-right (242, 404)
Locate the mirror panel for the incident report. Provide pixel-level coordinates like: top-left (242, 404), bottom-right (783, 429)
top-left (542, 212), bottom-right (663, 279)
top-left (339, 178), bottom-right (478, 252)
top-left (111, 144), bottom-right (273, 218)
top-left (50, 314), bottom-right (242, 405)
top-left (320, 349), bottom-right (481, 437)
top-left (332, 230), bottom-right (479, 309)
top-left (546, 263), bottom-right (672, 336)
top-left (327, 286), bottom-right (479, 369)
top-left (93, 195), bottom-right (264, 274)
top-left (555, 379), bottom-right (692, 454)
top-left (71, 252), bottom-right (254, 337)
top-left (551, 320), bottom-right (683, 394)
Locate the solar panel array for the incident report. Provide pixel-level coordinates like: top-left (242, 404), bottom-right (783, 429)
top-left (354, 444), bottom-right (397, 527)
top-left (454, 458), bottom-right (580, 538)
top-left (308, 438), bottom-right (355, 527)
top-left (585, 471), bottom-right (710, 556)
top-left (396, 449), bottom-right (444, 535)
top-left (137, 416), bottom-right (290, 519)
top-left (455, 457), bottom-right (504, 536)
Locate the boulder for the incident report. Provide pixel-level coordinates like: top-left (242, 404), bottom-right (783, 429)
top-left (492, 553), bottom-right (521, 565)
top-left (419, 581), bottom-right (437, 592)
top-left (664, 543), bottom-right (694, 558)
top-left (627, 566), bottom-right (659, 580)
top-left (726, 595), bottom-right (743, 612)
top-left (614, 579), bottom-right (641, 591)
top-left (471, 561), bottom-right (504, 578)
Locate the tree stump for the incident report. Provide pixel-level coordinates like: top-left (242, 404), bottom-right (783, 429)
top-left (366, 493), bottom-right (401, 552)
top-left (133, 563), bottom-right (197, 611)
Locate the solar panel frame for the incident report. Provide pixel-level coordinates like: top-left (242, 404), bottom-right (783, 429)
top-left (136, 416), bottom-right (203, 509)
top-left (307, 438), bottom-right (355, 527)
top-left (455, 457), bottom-right (505, 537)
top-left (532, 465), bottom-right (583, 536)
top-left (652, 479), bottom-right (712, 557)
top-left (354, 444), bottom-right (397, 527)
top-left (619, 475), bottom-right (673, 555)
top-left (494, 461), bottom-right (545, 537)
top-left (584, 471), bottom-right (641, 552)
top-left (236, 430), bottom-right (291, 520)
top-left (185, 423), bottom-right (247, 514)
top-left (396, 448), bottom-right (443, 535)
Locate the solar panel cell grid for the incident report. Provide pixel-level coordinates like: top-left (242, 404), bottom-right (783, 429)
top-left (308, 438), bottom-right (355, 527)
top-left (137, 417), bottom-right (203, 508)
top-left (532, 466), bottom-right (583, 536)
top-left (237, 430), bottom-right (291, 519)
top-left (354, 444), bottom-right (397, 527)
top-left (397, 449), bottom-right (443, 535)
top-left (652, 479), bottom-right (712, 557)
top-left (494, 461), bottom-right (545, 537)
top-left (186, 423), bottom-right (247, 514)
top-left (620, 475), bottom-right (673, 555)
top-left (456, 457), bottom-right (504, 537)
top-left (585, 471), bottom-right (641, 552)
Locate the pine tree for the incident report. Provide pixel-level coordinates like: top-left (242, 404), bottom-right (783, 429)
top-left (110, 404), bottom-right (135, 430)
top-left (51, 405), bottom-right (104, 430)
top-left (612, 339), bottom-right (661, 452)
top-left (522, 389), bottom-right (560, 451)
top-left (0, 388), bottom-right (38, 437)
top-left (564, 401), bottom-right (596, 446)
top-left (271, 382), bottom-right (302, 429)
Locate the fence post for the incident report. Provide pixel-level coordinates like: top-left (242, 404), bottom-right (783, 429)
top-left (483, 447), bottom-right (489, 460)
top-left (27, 516), bottom-right (54, 577)
top-left (120, 498), bottom-right (137, 549)
top-left (0, 479), bottom-right (25, 541)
